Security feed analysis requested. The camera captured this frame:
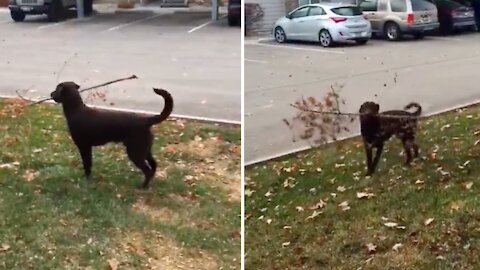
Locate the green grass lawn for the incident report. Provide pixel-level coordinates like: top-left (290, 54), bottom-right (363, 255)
top-left (246, 105), bottom-right (480, 270)
top-left (0, 99), bottom-right (240, 269)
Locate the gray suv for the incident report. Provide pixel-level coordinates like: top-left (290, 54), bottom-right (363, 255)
top-left (358, 0), bottom-right (439, 40)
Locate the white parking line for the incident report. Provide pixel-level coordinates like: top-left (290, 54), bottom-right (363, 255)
top-left (188, 15), bottom-right (227, 33)
top-left (248, 42), bottom-right (345, 54)
top-left (37, 22), bottom-right (61, 30)
top-left (36, 17), bottom-right (93, 30)
top-left (105, 13), bottom-right (163, 32)
top-left (245, 58), bottom-right (267, 64)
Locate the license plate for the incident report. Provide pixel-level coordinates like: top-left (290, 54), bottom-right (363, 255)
top-left (20, 6), bottom-right (33, 11)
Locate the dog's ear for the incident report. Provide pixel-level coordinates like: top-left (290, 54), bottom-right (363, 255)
top-left (73, 82), bottom-right (80, 90)
top-left (375, 103), bottom-right (380, 113)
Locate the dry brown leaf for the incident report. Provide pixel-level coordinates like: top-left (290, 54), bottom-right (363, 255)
top-left (309, 199), bottom-right (326, 210)
top-left (338, 201), bottom-right (350, 211)
top-left (0, 244), bottom-right (10, 252)
top-left (337, 186), bottom-right (346, 192)
top-left (23, 170), bottom-right (39, 182)
top-left (107, 258), bottom-right (119, 270)
top-left (305, 210), bottom-right (322, 220)
top-left (424, 218), bottom-right (434, 226)
top-left (356, 192), bottom-right (375, 199)
top-left (384, 222), bottom-right (398, 228)
top-left (449, 201), bottom-right (461, 211)
top-left (392, 243), bottom-right (403, 251)
top-left (282, 242), bottom-right (290, 247)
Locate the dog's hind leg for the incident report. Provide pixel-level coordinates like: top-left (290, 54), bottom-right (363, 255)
top-left (402, 139), bottom-right (414, 165)
top-left (364, 143), bottom-right (374, 175)
top-left (78, 145), bottom-right (92, 178)
top-left (126, 144), bottom-right (154, 189)
top-left (146, 152), bottom-right (157, 176)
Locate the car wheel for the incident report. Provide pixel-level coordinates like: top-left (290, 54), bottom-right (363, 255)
top-left (356, 39), bottom-right (368, 45)
top-left (10, 11), bottom-right (26, 22)
top-left (384, 22), bottom-right (402, 41)
top-left (319, 29), bottom-right (334, 47)
top-left (274, 27), bottom-right (287, 43)
top-left (413, 32), bottom-right (425, 39)
top-left (48, 0), bottom-right (65, 22)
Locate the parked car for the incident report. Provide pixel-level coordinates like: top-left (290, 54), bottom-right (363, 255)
top-left (273, 3), bottom-right (372, 47)
top-left (358, 0), bottom-right (439, 40)
top-left (8, 0), bottom-right (92, 22)
top-left (228, 0), bottom-right (241, 26)
top-left (452, 0), bottom-right (480, 29)
top-left (429, 0), bottom-right (476, 33)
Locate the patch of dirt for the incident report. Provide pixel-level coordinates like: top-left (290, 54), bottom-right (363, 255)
top-left (114, 231), bottom-right (219, 270)
top-left (131, 197), bottom-right (179, 222)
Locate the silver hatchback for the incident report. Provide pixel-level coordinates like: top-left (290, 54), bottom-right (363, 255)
top-left (273, 3), bottom-right (372, 47)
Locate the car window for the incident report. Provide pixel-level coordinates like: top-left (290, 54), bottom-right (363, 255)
top-left (291, 7), bottom-right (310, 18)
top-left (309, 6), bottom-right (326, 15)
top-left (359, 0), bottom-right (379, 11)
top-left (411, 0), bottom-right (437, 10)
top-left (391, 0), bottom-right (407, 11)
top-left (436, 0), bottom-right (463, 8)
top-left (379, 0), bottom-right (389, 10)
top-left (331, 6), bottom-right (363, 15)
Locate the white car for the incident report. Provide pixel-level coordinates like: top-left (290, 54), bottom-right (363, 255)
top-left (273, 3), bottom-right (372, 47)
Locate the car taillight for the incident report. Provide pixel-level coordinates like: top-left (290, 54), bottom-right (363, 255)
top-left (407, 13), bottom-right (414, 24)
top-left (330, 17), bottom-right (347, 23)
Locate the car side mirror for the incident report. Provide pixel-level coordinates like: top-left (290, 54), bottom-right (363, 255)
top-left (286, 14), bottom-right (292, 19)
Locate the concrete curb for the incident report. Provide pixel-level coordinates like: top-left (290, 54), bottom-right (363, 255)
top-left (0, 94), bottom-right (240, 125)
top-left (245, 99), bottom-right (480, 167)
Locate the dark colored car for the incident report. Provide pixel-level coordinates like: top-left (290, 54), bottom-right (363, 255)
top-left (228, 0), bottom-right (241, 26)
top-left (430, 0), bottom-right (477, 33)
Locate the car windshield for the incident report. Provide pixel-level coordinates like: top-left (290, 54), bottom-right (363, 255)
top-left (330, 6), bottom-right (364, 15)
top-left (411, 0), bottom-right (437, 10)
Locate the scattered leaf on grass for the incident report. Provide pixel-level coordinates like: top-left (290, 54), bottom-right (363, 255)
top-left (424, 218), bottom-right (434, 226)
top-left (337, 186), bottom-right (346, 192)
top-left (245, 189), bottom-right (254, 197)
top-left (305, 210), bottom-right (322, 220)
top-left (0, 162), bottom-right (20, 169)
top-left (296, 206), bottom-right (304, 212)
top-left (392, 243), bottom-right (403, 251)
top-left (0, 244), bottom-right (10, 252)
top-left (464, 182), bottom-right (474, 190)
top-left (415, 180), bottom-right (424, 185)
top-left (384, 222), bottom-right (398, 228)
top-left (338, 201), bottom-right (350, 211)
top-left (309, 199), bottom-right (326, 210)
top-left (366, 243), bottom-right (377, 253)
top-left (356, 192), bottom-right (375, 199)
top-left (282, 242), bottom-right (290, 247)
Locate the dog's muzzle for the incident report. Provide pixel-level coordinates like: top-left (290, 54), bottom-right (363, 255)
top-left (50, 91), bottom-right (60, 102)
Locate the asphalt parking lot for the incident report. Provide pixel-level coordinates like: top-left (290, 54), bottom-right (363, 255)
top-left (245, 33), bottom-right (480, 164)
top-left (0, 6), bottom-right (241, 123)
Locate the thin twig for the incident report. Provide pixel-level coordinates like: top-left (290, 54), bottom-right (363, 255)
top-left (26, 74), bottom-right (138, 106)
top-left (290, 103), bottom-right (424, 119)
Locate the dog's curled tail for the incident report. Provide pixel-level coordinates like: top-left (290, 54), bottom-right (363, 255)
top-left (404, 102), bottom-right (422, 116)
top-left (149, 88), bottom-right (174, 125)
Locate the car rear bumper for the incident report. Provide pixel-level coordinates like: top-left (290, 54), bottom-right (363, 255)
top-left (400, 22), bottom-right (439, 33)
top-left (9, 4), bottom-right (49, 14)
top-left (453, 18), bottom-right (476, 28)
top-left (331, 28), bottom-right (372, 42)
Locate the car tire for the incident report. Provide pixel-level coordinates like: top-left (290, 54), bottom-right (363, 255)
top-left (356, 39), bottom-right (368, 45)
top-left (274, 27), bottom-right (287, 43)
top-left (10, 10), bottom-right (26, 22)
top-left (413, 32), bottom-right (425, 39)
top-left (319, 29), bottom-right (334, 47)
top-left (48, 0), bottom-right (64, 22)
top-left (384, 22), bottom-right (402, 41)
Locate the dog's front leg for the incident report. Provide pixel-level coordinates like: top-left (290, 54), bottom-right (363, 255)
top-left (364, 142), bottom-right (374, 175)
top-left (78, 145), bottom-right (92, 178)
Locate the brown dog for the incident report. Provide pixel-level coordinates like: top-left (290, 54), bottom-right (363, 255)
top-left (51, 82), bottom-right (173, 188)
top-left (359, 101), bottom-right (422, 175)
